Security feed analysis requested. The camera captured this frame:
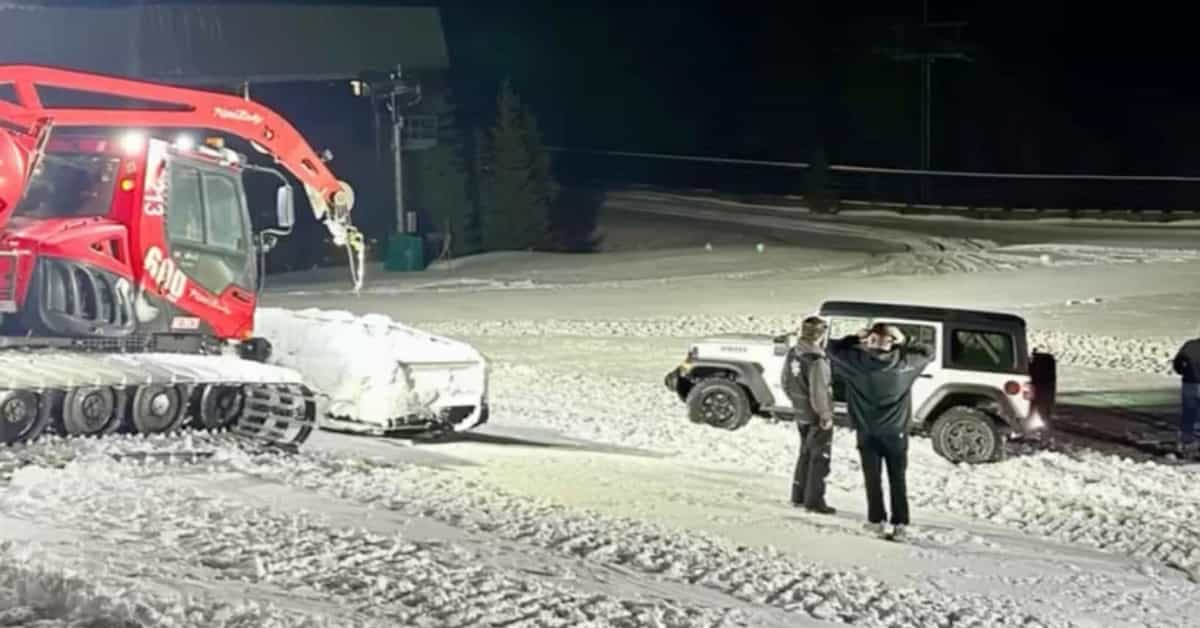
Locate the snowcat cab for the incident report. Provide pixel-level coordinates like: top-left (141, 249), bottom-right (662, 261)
top-left (1, 132), bottom-right (290, 344)
top-left (0, 65), bottom-right (365, 447)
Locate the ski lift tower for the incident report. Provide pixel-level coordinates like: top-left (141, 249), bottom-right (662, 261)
top-left (879, 1), bottom-right (972, 201)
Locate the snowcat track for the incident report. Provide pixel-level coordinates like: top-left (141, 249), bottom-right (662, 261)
top-left (0, 350), bottom-right (320, 449)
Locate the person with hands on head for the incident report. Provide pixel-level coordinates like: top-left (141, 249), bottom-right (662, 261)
top-left (782, 316), bottom-right (837, 515)
top-left (827, 322), bottom-right (934, 541)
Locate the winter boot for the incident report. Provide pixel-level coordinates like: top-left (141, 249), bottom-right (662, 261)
top-left (863, 522), bottom-right (887, 538)
top-left (888, 524), bottom-right (908, 542)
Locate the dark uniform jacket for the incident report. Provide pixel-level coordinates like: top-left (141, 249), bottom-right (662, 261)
top-left (1173, 339), bottom-right (1200, 384)
top-left (782, 339), bottom-right (834, 425)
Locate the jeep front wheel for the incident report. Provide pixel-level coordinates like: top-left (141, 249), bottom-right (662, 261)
top-left (686, 377), bottom-right (752, 430)
top-left (931, 406), bottom-right (1004, 463)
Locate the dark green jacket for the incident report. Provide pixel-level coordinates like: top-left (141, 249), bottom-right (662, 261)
top-left (827, 335), bottom-right (935, 435)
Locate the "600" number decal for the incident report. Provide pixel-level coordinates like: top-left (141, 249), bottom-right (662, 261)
top-left (143, 246), bottom-right (187, 302)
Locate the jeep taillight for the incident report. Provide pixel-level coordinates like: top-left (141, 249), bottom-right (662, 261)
top-left (1004, 380), bottom-right (1021, 396)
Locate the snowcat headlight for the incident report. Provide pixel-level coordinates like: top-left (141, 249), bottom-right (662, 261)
top-left (174, 134), bottom-right (196, 151)
top-left (119, 132), bottom-right (146, 155)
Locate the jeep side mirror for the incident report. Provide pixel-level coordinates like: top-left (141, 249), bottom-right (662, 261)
top-left (276, 184), bottom-right (295, 229)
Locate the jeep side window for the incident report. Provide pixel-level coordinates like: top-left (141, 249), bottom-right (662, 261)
top-left (828, 317), bottom-right (869, 339)
top-left (889, 323), bottom-right (937, 351)
top-left (949, 330), bottom-right (1016, 372)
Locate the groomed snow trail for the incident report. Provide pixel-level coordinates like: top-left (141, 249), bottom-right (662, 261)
top-left (0, 436), bottom-right (1075, 628)
top-left (0, 442), bottom-right (769, 628)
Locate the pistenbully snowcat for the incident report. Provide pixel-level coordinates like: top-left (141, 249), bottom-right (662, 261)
top-left (0, 65), bottom-right (369, 448)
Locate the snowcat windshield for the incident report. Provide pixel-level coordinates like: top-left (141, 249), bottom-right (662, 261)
top-left (12, 152), bottom-right (120, 219)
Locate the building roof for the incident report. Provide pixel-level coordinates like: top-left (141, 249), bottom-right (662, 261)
top-left (818, 301), bottom-right (1027, 328)
top-left (0, 3), bottom-right (448, 85)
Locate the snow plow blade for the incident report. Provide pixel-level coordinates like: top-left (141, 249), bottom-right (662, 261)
top-left (0, 350), bottom-right (319, 449)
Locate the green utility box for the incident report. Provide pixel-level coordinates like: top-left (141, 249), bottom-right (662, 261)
top-left (384, 233), bottom-right (427, 272)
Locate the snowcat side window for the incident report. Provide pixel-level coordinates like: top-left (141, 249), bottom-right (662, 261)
top-left (166, 165), bottom-right (205, 244)
top-left (12, 152), bottom-right (120, 219)
top-left (202, 174), bottom-right (247, 252)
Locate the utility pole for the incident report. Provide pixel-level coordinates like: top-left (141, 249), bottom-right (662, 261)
top-left (383, 65), bottom-right (422, 234)
top-left (881, 0), bottom-right (971, 200)
top-left (351, 66), bottom-right (422, 234)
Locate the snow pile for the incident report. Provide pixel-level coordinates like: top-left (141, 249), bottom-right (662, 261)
top-left (1027, 329), bottom-right (1182, 375)
top-left (482, 363), bottom-right (1200, 584)
top-left (422, 315), bottom-right (1182, 376)
top-left (254, 307), bottom-right (487, 428)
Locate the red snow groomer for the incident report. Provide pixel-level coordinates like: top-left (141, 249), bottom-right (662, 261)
top-left (0, 65), bottom-right (365, 448)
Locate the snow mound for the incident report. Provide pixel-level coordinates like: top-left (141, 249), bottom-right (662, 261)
top-left (254, 308), bottom-right (487, 428)
top-left (422, 315), bottom-right (1181, 376)
top-left (1028, 329), bottom-right (1182, 375)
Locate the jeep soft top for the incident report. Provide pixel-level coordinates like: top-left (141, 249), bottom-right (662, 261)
top-left (819, 301), bottom-right (1027, 328)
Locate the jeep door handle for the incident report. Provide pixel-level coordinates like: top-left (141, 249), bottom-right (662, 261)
top-left (918, 374), bottom-right (933, 379)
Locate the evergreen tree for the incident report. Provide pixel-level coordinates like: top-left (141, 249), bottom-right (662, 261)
top-left (409, 90), bottom-right (480, 256)
top-left (480, 79), bottom-right (551, 251)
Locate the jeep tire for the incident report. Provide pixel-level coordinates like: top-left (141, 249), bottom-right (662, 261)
top-left (686, 377), bottom-right (752, 430)
top-left (931, 406), bottom-right (1005, 464)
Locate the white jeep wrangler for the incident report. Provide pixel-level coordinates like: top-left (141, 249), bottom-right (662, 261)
top-left (664, 301), bottom-right (1056, 463)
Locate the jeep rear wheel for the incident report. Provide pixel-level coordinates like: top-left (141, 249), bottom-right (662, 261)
top-left (931, 406), bottom-right (1005, 464)
top-left (686, 377), bottom-right (752, 430)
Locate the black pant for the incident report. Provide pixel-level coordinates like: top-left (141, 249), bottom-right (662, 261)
top-left (792, 421), bottom-right (832, 507)
top-left (857, 431), bottom-right (909, 525)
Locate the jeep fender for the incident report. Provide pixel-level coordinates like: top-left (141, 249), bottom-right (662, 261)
top-left (915, 384), bottom-right (1018, 429)
top-left (684, 360), bottom-right (776, 408)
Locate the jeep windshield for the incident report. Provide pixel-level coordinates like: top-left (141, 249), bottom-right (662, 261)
top-left (12, 152), bottom-right (120, 219)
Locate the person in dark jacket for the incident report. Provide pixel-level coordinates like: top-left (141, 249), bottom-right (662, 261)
top-left (782, 316), bottom-right (836, 514)
top-left (1172, 336), bottom-right (1200, 452)
top-left (827, 323), bottom-right (934, 540)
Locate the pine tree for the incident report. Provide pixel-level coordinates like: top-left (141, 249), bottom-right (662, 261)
top-left (410, 90), bottom-right (480, 256)
top-left (521, 104), bottom-right (559, 247)
top-left (480, 79), bottom-right (550, 251)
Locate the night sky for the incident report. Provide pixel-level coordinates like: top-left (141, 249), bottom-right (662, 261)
top-left (441, 1), bottom-right (1200, 176)
top-left (26, 0), bottom-right (1199, 178)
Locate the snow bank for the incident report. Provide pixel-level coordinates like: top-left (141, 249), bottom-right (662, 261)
top-left (422, 315), bottom-right (1182, 377)
top-left (253, 308), bottom-right (488, 430)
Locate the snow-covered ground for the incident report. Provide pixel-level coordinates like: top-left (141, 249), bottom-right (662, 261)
top-left (3, 206), bottom-right (1200, 626)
